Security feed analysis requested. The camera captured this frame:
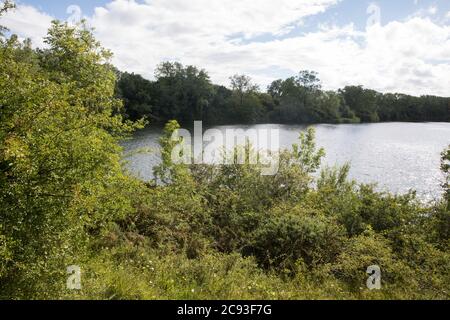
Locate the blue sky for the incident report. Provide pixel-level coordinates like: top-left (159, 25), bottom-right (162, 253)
top-left (20, 0), bottom-right (450, 31)
top-left (18, 0), bottom-right (107, 17)
top-left (3, 0), bottom-right (450, 96)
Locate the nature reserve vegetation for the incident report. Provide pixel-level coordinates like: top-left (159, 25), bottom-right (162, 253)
top-left (0, 2), bottom-right (449, 299)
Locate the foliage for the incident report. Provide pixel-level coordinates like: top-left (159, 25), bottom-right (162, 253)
top-left (116, 72), bottom-right (155, 121)
top-left (251, 209), bottom-right (346, 270)
top-left (0, 0), bottom-right (15, 35)
top-left (1, 16), bottom-right (449, 300)
top-left (332, 230), bottom-right (415, 293)
top-left (116, 65), bottom-right (449, 126)
top-left (442, 146), bottom-right (450, 207)
top-left (339, 86), bottom-right (379, 122)
top-left (153, 62), bottom-right (213, 123)
top-left (0, 20), bottom-right (142, 298)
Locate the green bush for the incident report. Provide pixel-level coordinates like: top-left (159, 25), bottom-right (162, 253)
top-left (251, 207), bottom-right (346, 270)
top-left (332, 230), bottom-right (417, 297)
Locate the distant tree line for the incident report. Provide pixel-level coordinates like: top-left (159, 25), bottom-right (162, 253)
top-left (116, 62), bottom-right (450, 125)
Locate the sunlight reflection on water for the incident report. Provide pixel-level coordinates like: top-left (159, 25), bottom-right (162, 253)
top-left (121, 122), bottom-right (450, 202)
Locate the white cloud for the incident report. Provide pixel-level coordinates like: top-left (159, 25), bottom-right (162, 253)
top-left (87, 0), bottom-right (341, 76)
top-left (408, 5), bottom-right (440, 20)
top-left (1, 3), bottom-right (53, 47)
top-left (2, 0), bottom-right (450, 96)
top-left (427, 6), bottom-right (437, 15)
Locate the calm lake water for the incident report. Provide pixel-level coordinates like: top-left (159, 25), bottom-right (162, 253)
top-left (121, 122), bottom-right (450, 202)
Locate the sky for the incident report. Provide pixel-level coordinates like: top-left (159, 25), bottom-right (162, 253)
top-left (2, 0), bottom-right (450, 96)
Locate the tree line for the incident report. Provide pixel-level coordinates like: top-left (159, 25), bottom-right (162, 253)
top-left (116, 62), bottom-right (450, 125)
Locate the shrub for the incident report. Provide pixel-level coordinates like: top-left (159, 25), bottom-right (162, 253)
top-left (251, 207), bottom-right (346, 270)
top-left (332, 230), bottom-right (417, 297)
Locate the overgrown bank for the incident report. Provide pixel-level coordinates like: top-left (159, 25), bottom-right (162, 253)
top-left (0, 10), bottom-right (449, 300)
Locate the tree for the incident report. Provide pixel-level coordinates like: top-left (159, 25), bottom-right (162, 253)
top-left (267, 79), bottom-right (283, 100)
top-left (340, 86), bottom-right (380, 122)
top-left (230, 74), bottom-right (260, 102)
top-left (116, 71), bottom-right (155, 121)
top-left (268, 71), bottom-right (325, 123)
top-left (296, 70), bottom-right (321, 91)
top-left (0, 0), bottom-right (14, 39)
top-left (0, 20), bottom-right (142, 298)
top-left (0, 0), bottom-right (14, 20)
top-left (204, 85), bottom-right (233, 124)
top-left (315, 91), bottom-right (343, 123)
top-left (114, 63), bottom-right (449, 126)
top-left (154, 62), bottom-right (213, 123)
top-left (229, 75), bottom-right (263, 123)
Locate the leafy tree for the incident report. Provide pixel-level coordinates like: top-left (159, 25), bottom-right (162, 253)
top-left (204, 85), bottom-right (233, 124)
top-left (268, 71), bottom-right (341, 123)
top-left (0, 20), bottom-right (142, 298)
top-left (230, 74), bottom-right (260, 101)
top-left (229, 74), bottom-right (264, 123)
top-left (340, 86), bottom-right (379, 122)
top-left (296, 70), bottom-right (322, 91)
top-left (0, 0), bottom-right (14, 31)
top-left (315, 91), bottom-right (343, 123)
top-left (292, 127), bottom-right (325, 174)
top-left (116, 71), bottom-right (155, 121)
top-left (154, 62), bottom-right (213, 123)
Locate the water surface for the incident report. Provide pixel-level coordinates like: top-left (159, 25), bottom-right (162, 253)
top-left (121, 122), bottom-right (450, 201)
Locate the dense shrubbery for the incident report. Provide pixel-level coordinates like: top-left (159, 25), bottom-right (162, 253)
top-left (1, 8), bottom-right (449, 300)
top-left (72, 123), bottom-right (448, 300)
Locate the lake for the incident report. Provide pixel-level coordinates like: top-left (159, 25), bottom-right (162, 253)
top-left (121, 122), bottom-right (450, 202)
